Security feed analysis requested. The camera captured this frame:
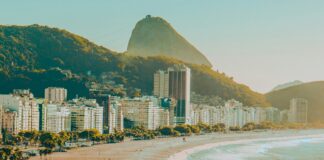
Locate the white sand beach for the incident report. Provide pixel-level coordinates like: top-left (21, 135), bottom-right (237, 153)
top-left (30, 130), bottom-right (324, 160)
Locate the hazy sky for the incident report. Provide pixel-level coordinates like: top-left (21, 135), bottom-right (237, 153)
top-left (1, 0), bottom-right (324, 93)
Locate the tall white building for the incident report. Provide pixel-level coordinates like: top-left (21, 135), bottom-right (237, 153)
top-left (191, 104), bottom-right (218, 125)
top-left (288, 98), bottom-right (308, 123)
top-left (107, 96), bottom-right (124, 133)
top-left (45, 87), bottom-right (67, 104)
top-left (0, 90), bottom-right (39, 133)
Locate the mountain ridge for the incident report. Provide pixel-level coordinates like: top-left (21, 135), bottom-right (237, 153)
top-left (271, 80), bottom-right (303, 92)
top-left (127, 15), bottom-right (212, 67)
top-left (266, 81), bottom-right (324, 122)
top-left (0, 23), bottom-right (269, 106)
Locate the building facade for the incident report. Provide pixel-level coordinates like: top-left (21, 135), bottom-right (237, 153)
top-left (46, 104), bottom-right (71, 133)
top-left (69, 98), bottom-right (103, 133)
top-left (121, 96), bottom-right (165, 130)
top-left (45, 87), bottom-right (67, 104)
top-left (288, 98), bottom-right (308, 123)
top-left (168, 65), bottom-right (191, 124)
top-left (0, 90), bottom-right (39, 133)
top-left (153, 70), bottom-right (169, 97)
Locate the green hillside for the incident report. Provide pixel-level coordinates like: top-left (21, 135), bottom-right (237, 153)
top-left (0, 24), bottom-right (269, 106)
top-left (266, 81), bottom-right (324, 122)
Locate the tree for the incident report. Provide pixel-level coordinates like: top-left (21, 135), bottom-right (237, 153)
top-left (256, 121), bottom-right (274, 130)
top-left (174, 124), bottom-right (192, 136)
top-left (18, 130), bottom-right (40, 146)
top-left (242, 122), bottom-right (256, 131)
top-left (212, 123), bottom-right (226, 132)
top-left (133, 88), bottom-right (141, 97)
top-left (58, 131), bottom-right (72, 149)
top-left (197, 122), bottom-right (211, 133)
top-left (1, 128), bottom-right (8, 144)
top-left (11, 135), bottom-right (24, 146)
top-left (188, 125), bottom-right (200, 134)
top-left (229, 126), bottom-right (241, 131)
top-left (159, 126), bottom-right (174, 136)
top-left (79, 129), bottom-right (101, 141)
top-left (39, 132), bottom-right (59, 151)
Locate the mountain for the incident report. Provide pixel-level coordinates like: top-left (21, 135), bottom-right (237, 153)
top-left (0, 24), bottom-right (269, 106)
top-left (266, 81), bottom-right (324, 122)
top-left (127, 15), bottom-right (212, 67)
top-left (271, 80), bottom-right (303, 91)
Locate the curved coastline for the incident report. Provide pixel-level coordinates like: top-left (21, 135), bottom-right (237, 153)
top-left (30, 129), bottom-right (324, 160)
top-left (168, 130), bottom-right (324, 160)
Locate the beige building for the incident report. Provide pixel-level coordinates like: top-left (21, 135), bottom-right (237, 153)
top-left (45, 87), bottom-right (67, 104)
top-left (288, 98), bottom-right (308, 123)
top-left (107, 96), bottom-right (124, 133)
top-left (0, 90), bottom-right (39, 133)
top-left (121, 97), bottom-right (166, 130)
top-left (158, 108), bottom-right (170, 127)
top-left (2, 110), bottom-right (18, 134)
top-left (69, 98), bottom-right (103, 133)
top-left (153, 70), bottom-right (169, 98)
top-left (153, 65), bottom-right (191, 125)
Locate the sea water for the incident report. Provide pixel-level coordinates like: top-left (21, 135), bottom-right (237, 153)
top-left (187, 130), bottom-right (324, 160)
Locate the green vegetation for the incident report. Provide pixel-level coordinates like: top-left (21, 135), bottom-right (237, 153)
top-left (0, 147), bottom-right (24, 160)
top-left (0, 24), bottom-right (269, 106)
top-left (266, 81), bottom-right (324, 122)
top-left (1, 122), bottom-right (324, 159)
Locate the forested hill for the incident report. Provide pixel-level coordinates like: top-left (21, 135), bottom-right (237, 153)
top-left (127, 15), bottom-right (212, 67)
top-left (266, 81), bottom-right (324, 122)
top-left (0, 24), bottom-right (269, 106)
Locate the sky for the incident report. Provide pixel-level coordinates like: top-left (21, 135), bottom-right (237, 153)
top-left (1, 0), bottom-right (324, 93)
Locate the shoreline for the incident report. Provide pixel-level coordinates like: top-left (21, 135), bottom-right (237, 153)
top-left (30, 129), bottom-right (324, 160)
top-left (169, 131), bottom-right (324, 160)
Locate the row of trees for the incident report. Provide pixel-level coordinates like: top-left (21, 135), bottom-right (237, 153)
top-left (1, 121), bottom-right (315, 160)
top-left (123, 123), bottom-right (227, 140)
top-left (1, 128), bottom-right (125, 159)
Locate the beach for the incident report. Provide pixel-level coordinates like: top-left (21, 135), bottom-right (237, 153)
top-left (30, 129), bottom-right (324, 160)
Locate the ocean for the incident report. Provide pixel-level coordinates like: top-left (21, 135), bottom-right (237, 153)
top-left (187, 130), bottom-right (324, 160)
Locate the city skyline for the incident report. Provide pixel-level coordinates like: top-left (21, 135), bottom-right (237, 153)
top-left (2, 1), bottom-right (324, 93)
